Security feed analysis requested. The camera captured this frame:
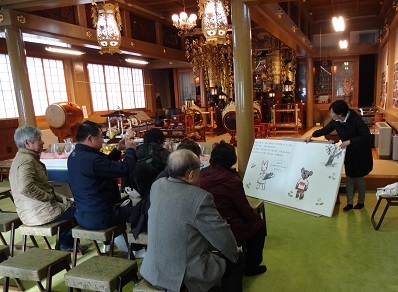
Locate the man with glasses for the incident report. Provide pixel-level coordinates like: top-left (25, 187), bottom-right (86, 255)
top-left (68, 120), bottom-right (137, 230)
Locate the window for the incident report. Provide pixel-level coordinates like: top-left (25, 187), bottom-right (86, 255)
top-left (0, 54), bottom-right (68, 118)
top-left (87, 63), bottom-right (145, 112)
top-left (27, 57), bottom-right (68, 116)
top-left (0, 54), bottom-right (18, 118)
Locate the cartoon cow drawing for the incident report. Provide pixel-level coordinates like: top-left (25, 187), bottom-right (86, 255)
top-left (256, 160), bottom-right (275, 190)
top-left (295, 167), bottom-right (313, 200)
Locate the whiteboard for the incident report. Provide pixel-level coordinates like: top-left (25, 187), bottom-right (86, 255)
top-left (243, 139), bottom-right (346, 217)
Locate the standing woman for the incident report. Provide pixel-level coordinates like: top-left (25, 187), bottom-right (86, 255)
top-left (305, 100), bottom-right (373, 211)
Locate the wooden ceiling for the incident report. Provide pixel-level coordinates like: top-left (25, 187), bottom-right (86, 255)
top-left (305, 0), bottom-right (392, 34)
top-left (0, 0), bottom-right (390, 32)
top-left (143, 0), bottom-right (390, 34)
top-left (0, 0), bottom-right (395, 58)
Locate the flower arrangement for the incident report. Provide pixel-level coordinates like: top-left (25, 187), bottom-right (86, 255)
top-left (106, 127), bottom-right (120, 139)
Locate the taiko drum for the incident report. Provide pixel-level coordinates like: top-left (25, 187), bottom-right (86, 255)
top-left (45, 102), bottom-right (83, 129)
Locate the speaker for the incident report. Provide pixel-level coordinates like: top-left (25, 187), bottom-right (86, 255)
top-left (392, 135), bottom-right (398, 160)
top-left (375, 122), bottom-right (392, 159)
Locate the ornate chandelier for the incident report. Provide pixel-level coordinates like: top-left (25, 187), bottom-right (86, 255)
top-left (198, 0), bottom-right (229, 45)
top-left (185, 34), bottom-right (233, 95)
top-left (91, 2), bottom-right (122, 55)
top-left (172, 0), bottom-right (197, 36)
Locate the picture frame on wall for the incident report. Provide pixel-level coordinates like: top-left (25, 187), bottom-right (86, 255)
top-left (380, 71), bottom-right (386, 110)
top-left (393, 62), bottom-right (398, 109)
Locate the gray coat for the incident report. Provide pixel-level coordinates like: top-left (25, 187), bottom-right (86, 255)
top-left (140, 177), bottom-right (238, 292)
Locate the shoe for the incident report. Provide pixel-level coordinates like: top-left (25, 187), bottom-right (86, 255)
top-left (244, 265), bottom-right (267, 276)
top-left (133, 248), bottom-right (146, 259)
top-left (343, 204), bottom-right (353, 211)
top-left (60, 245), bottom-right (73, 252)
top-left (60, 244), bottom-right (88, 252)
top-left (353, 203), bottom-right (364, 209)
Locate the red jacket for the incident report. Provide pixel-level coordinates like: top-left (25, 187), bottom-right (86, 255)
top-left (200, 164), bottom-right (264, 242)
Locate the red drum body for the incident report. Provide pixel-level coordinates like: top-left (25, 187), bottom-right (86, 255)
top-left (45, 102), bottom-right (84, 142)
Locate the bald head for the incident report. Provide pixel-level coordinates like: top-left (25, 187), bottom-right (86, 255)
top-left (168, 149), bottom-right (201, 179)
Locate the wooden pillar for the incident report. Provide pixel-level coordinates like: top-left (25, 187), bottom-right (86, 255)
top-left (306, 56), bottom-right (314, 127)
top-left (231, 0), bottom-right (253, 178)
top-left (4, 26), bottom-right (36, 126)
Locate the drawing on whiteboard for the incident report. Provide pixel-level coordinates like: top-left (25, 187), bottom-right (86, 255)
top-left (295, 167), bottom-right (313, 200)
top-left (243, 140), bottom-right (345, 217)
top-left (256, 160), bottom-right (275, 190)
top-left (325, 145), bottom-right (344, 167)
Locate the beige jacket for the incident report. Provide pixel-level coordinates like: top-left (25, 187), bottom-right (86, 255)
top-left (9, 148), bottom-right (69, 225)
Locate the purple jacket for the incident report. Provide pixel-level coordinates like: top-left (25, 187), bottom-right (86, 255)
top-left (200, 164), bottom-right (264, 242)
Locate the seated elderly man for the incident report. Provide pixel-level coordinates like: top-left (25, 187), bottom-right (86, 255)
top-left (9, 125), bottom-right (76, 251)
top-left (68, 120), bottom-right (137, 230)
top-left (140, 149), bottom-right (244, 292)
top-left (156, 140), bottom-right (202, 179)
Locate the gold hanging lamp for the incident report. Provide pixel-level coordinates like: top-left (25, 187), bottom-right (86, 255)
top-left (91, 2), bottom-right (122, 55)
top-left (198, 0), bottom-right (229, 45)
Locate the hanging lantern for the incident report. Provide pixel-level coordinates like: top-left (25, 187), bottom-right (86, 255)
top-left (92, 2), bottom-right (122, 55)
top-left (200, 0), bottom-right (229, 45)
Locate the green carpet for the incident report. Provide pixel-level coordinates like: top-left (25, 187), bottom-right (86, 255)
top-left (1, 177), bottom-right (398, 291)
top-left (243, 194), bottom-right (398, 292)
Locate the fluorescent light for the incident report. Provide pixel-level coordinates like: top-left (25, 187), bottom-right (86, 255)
top-left (125, 58), bottom-right (149, 65)
top-left (332, 16), bottom-right (345, 32)
top-left (121, 50), bottom-right (143, 57)
top-left (339, 40), bottom-right (348, 49)
top-left (23, 33), bottom-right (70, 47)
top-left (0, 32), bottom-right (71, 48)
top-left (83, 44), bottom-right (102, 50)
top-left (45, 47), bottom-right (85, 55)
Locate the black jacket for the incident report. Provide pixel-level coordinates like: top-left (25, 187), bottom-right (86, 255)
top-left (312, 109), bottom-right (373, 178)
top-left (68, 144), bottom-right (136, 213)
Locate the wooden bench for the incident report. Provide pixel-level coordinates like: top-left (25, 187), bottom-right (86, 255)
top-left (64, 256), bottom-right (138, 291)
top-left (71, 224), bottom-right (127, 266)
top-left (0, 248), bottom-right (71, 291)
top-left (133, 278), bottom-right (163, 292)
top-left (0, 187), bottom-right (12, 203)
top-left (127, 232), bottom-right (148, 260)
top-left (371, 195), bottom-right (398, 230)
top-left (19, 219), bottom-right (74, 251)
top-left (247, 196), bottom-right (267, 235)
top-left (0, 159), bottom-right (12, 182)
top-left (0, 212), bottom-right (22, 257)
